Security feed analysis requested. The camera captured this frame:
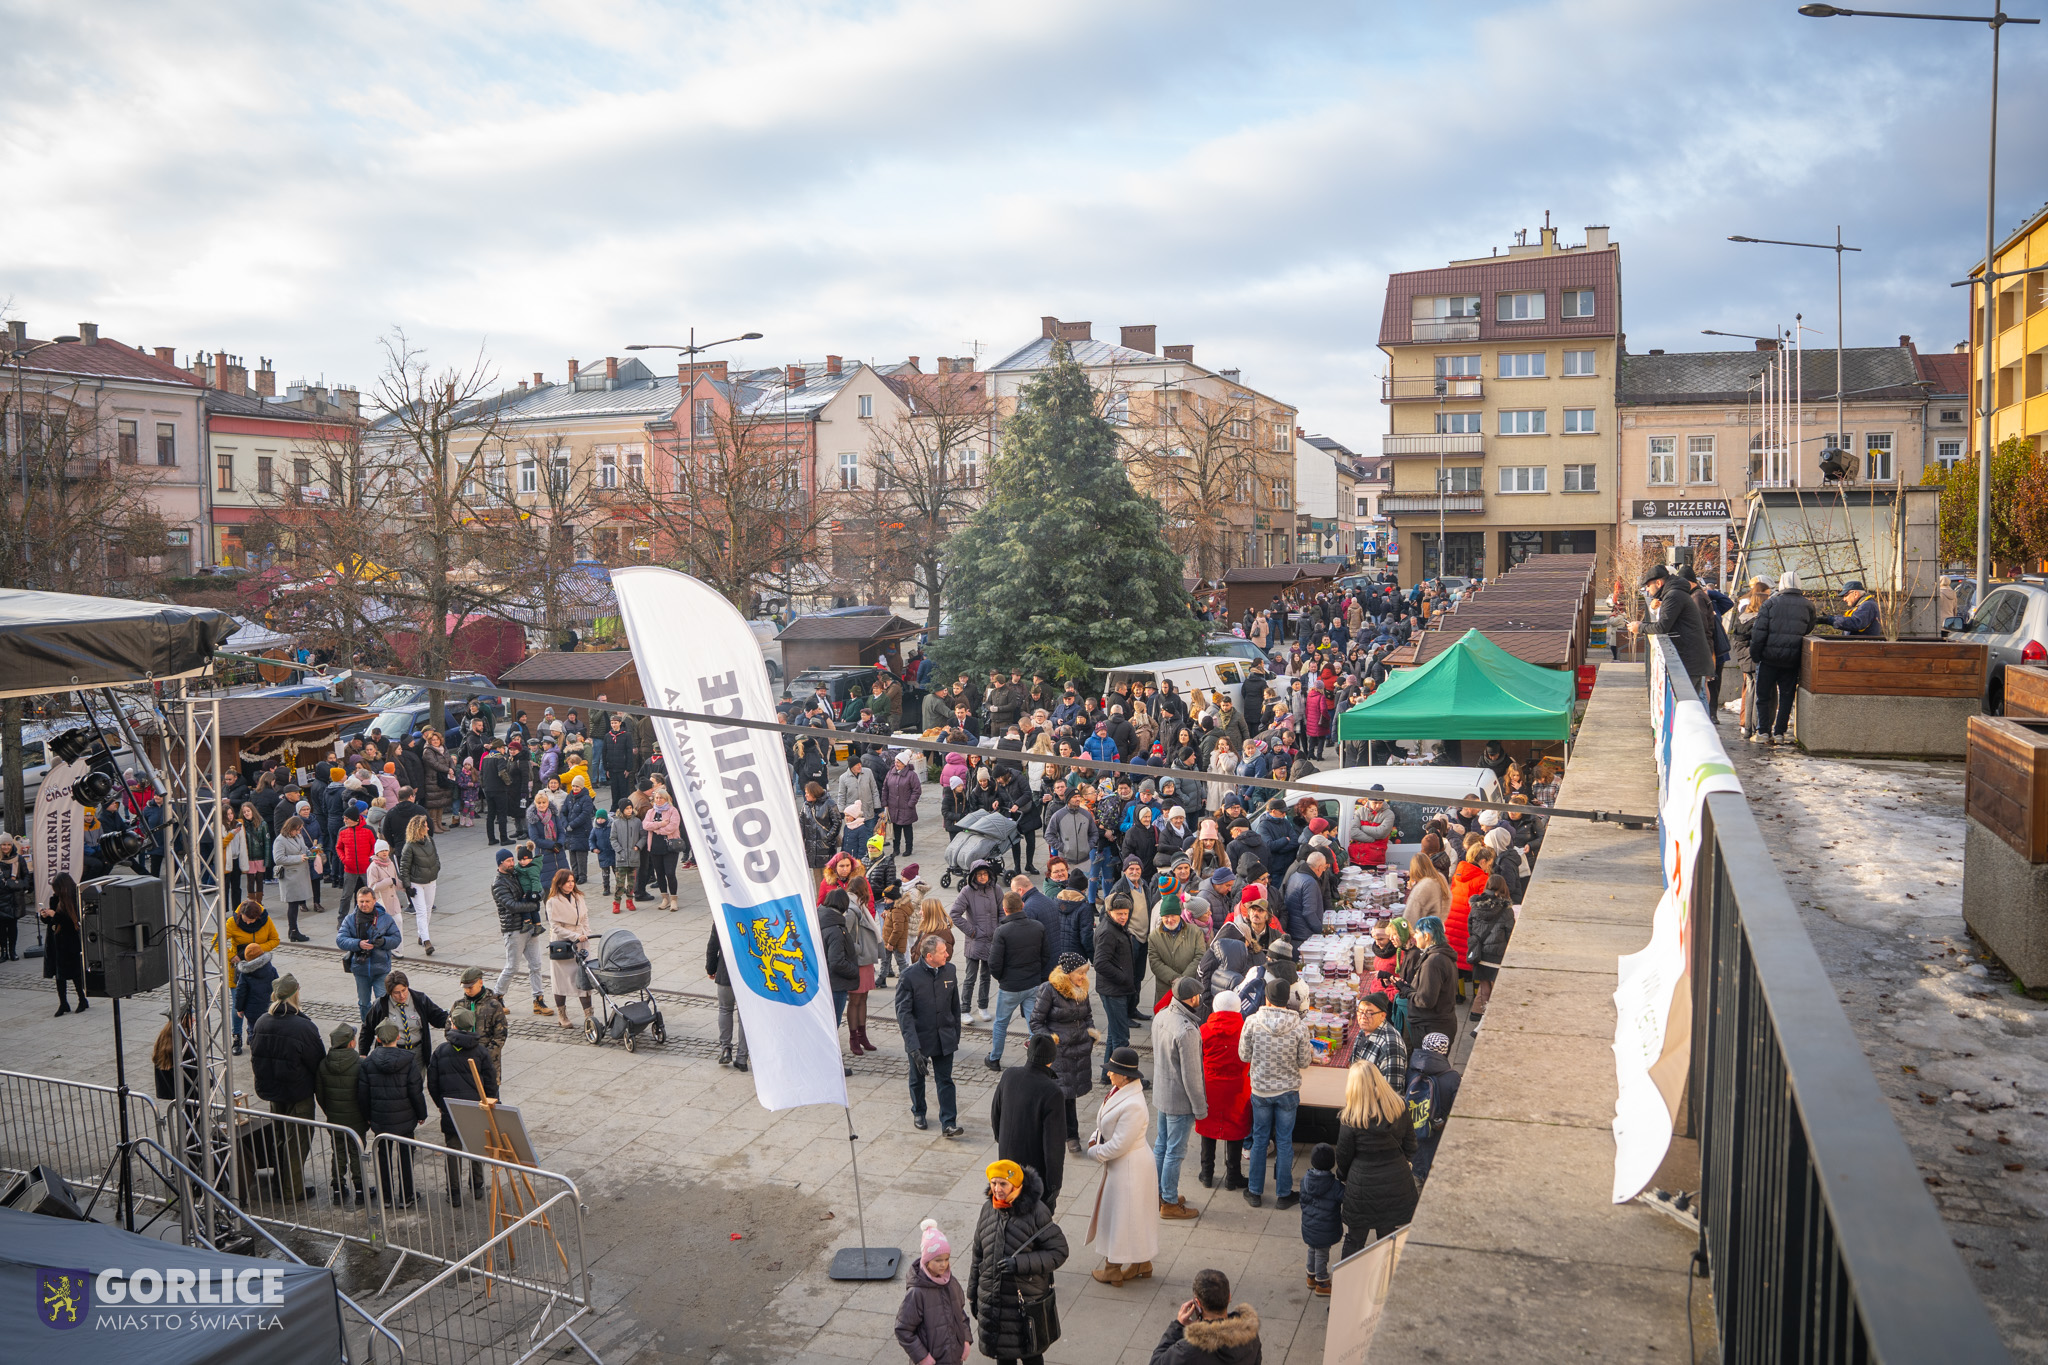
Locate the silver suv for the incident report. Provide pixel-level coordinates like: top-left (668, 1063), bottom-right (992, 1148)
top-left (1944, 576), bottom-right (2048, 712)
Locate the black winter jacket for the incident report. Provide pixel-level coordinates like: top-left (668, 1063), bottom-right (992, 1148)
top-left (893, 959), bottom-right (962, 1058)
top-left (1645, 581), bottom-right (1714, 681)
top-left (989, 914), bottom-right (1047, 993)
top-left (356, 989), bottom-right (450, 1079)
top-left (493, 869), bottom-right (540, 934)
top-left (1408, 942), bottom-right (1459, 1043)
top-left (356, 1043), bottom-right (428, 1135)
top-left (1334, 1113), bottom-right (1419, 1241)
top-left (968, 1167), bottom-right (1069, 1360)
top-left (248, 1005), bottom-right (324, 1105)
top-left (1029, 967), bottom-right (1095, 1100)
top-left (1749, 588), bottom-right (1817, 668)
top-left (1092, 916), bottom-right (1141, 1000)
top-left (315, 1044), bottom-right (365, 1131)
top-left (426, 1031), bottom-right (500, 1134)
top-left (818, 904), bottom-right (860, 993)
top-left (1465, 889), bottom-right (1515, 972)
top-left (990, 1062), bottom-right (1067, 1208)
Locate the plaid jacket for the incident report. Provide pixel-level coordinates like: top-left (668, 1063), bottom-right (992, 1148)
top-left (1349, 1020), bottom-right (1408, 1094)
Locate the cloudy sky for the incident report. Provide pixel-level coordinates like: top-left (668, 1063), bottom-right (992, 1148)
top-left (4, 0), bottom-right (2044, 444)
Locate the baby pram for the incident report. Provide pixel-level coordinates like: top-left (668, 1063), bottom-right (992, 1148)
top-left (580, 929), bottom-right (666, 1052)
top-left (939, 809), bottom-right (1017, 888)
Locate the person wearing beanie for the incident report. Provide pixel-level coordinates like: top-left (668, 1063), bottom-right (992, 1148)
top-left (1052, 869), bottom-right (1093, 965)
top-left (1403, 1030), bottom-right (1462, 1190)
top-left (459, 964), bottom-right (511, 1076)
top-left (358, 1017), bottom-right (428, 1208)
top-left (315, 1020), bottom-right (368, 1206)
top-left (990, 1030), bottom-right (1067, 1212)
top-left (1084, 1045), bottom-right (1158, 1285)
top-left (427, 1000), bottom-right (500, 1207)
top-left (491, 846), bottom-right (554, 1019)
top-left (1147, 895), bottom-right (1204, 1015)
top-left (1029, 950), bottom-right (1096, 1152)
top-left (1195, 987), bottom-right (1252, 1191)
top-left (968, 1158), bottom-right (1068, 1362)
top-left (1301, 1141), bottom-right (1346, 1295)
top-left (895, 1216), bottom-right (971, 1365)
top-left (248, 971), bottom-right (324, 1202)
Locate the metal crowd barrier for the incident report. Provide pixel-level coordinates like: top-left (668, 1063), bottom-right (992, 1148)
top-left (0, 1069), bottom-right (173, 1224)
top-left (1647, 642), bottom-right (2012, 1361)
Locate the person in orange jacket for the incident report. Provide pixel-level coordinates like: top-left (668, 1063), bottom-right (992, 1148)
top-left (1445, 843), bottom-right (1496, 988)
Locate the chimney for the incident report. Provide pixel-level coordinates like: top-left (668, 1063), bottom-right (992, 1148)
top-left (1585, 225), bottom-right (1610, 250)
top-left (1041, 316), bottom-right (1060, 339)
top-left (567, 359), bottom-right (580, 382)
top-left (1120, 324), bottom-right (1157, 355)
top-left (786, 363), bottom-right (806, 388)
top-left (78, 322), bottom-right (99, 345)
top-left (154, 346), bottom-right (175, 364)
top-left (1954, 342), bottom-right (1969, 354)
top-left (1648, 349), bottom-right (1665, 356)
top-left (905, 356), bottom-right (919, 370)
top-left (533, 371), bottom-right (545, 388)
top-left (336, 388), bottom-right (360, 419)
top-left (605, 356), bottom-right (619, 380)
top-left (1295, 425), bottom-right (1305, 438)
top-left (1055, 321), bottom-right (1092, 343)
top-left (955, 357), bottom-right (974, 373)
top-left (1899, 334), bottom-right (1914, 352)
top-left (1163, 344), bottom-right (1195, 363)
top-left (1755, 339), bottom-right (1778, 352)
top-left (223, 354), bottom-right (249, 394)
top-left (255, 357), bottom-right (276, 397)
top-left (679, 361), bottom-right (728, 383)
top-left (6, 320), bottom-right (25, 346)
top-left (825, 355), bottom-right (842, 376)
top-left (518, 380), bottom-right (528, 392)
top-left (214, 353), bottom-right (231, 390)
top-left (1219, 368), bottom-right (1241, 383)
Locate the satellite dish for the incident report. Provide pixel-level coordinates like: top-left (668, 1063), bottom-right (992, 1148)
top-left (1818, 447), bottom-right (1855, 482)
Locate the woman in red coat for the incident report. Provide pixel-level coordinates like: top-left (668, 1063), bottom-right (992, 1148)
top-left (1446, 845), bottom-right (1495, 979)
top-left (1195, 988), bottom-right (1252, 1190)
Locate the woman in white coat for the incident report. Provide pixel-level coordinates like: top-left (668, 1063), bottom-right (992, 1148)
top-left (1085, 1045), bottom-right (1159, 1286)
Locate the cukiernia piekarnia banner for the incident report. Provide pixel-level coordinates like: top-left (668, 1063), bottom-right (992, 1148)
top-left (612, 567), bottom-right (848, 1110)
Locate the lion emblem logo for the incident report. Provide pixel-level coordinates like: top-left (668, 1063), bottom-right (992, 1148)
top-left (38, 1268), bottom-right (88, 1330)
top-left (720, 895), bottom-right (820, 1004)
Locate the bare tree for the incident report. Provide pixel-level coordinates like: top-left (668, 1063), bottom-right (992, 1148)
top-left (472, 425), bottom-right (615, 646)
top-left (1118, 382), bottom-right (1263, 578)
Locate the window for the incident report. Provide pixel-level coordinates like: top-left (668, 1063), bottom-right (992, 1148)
top-left (117, 419), bottom-right (138, 463)
top-left (957, 445), bottom-right (979, 486)
top-left (256, 455), bottom-right (273, 494)
top-left (1648, 436), bottom-right (1676, 485)
top-left (1498, 291), bottom-right (1544, 322)
top-left (216, 451), bottom-right (234, 491)
top-left (156, 422), bottom-right (176, 465)
top-left (1104, 389), bottom-right (1129, 425)
top-left (692, 398), bottom-right (714, 437)
top-left (1499, 352), bottom-right (1546, 378)
top-left (1824, 431), bottom-right (1854, 458)
top-left (1432, 296), bottom-right (1480, 319)
top-left (838, 451), bottom-right (860, 491)
top-left (1356, 495), bottom-right (1369, 517)
top-left (858, 393), bottom-right (874, 419)
top-left (1687, 435), bottom-right (1715, 482)
top-left (623, 444), bottom-right (644, 486)
top-left (1273, 423), bottom-right (1291, 453)
top-left (1938, 440), bottom-right (1964, 470)
top-left (549, 450), bottom-right (570, 493)
top-left (1438, 467), bottom-right (1483, 493)
top-left (596, 446), bottom-right (618, 489)
top-left (1271, 477), bottom-right (1291, 509)
top-left (293, 458), bottom-right (311, 489)
top-left (1564, 350), bottom-right (1597, 376)
top-left (518, 451), bottom-right (537, 495)
top-left (1498, 465), bottom-right (1547, 493)
top-left (1435, 354), bottom-right (1481, 377)
top-left (1564, 407), bottom-right (1596, 434)
top-left (1563, 463), bottom-right (1596, 492)
top-left (1498, 408), bottom-right (1546, 435)
top-left (1865, 432), bottom-right (1894, 482)
top-left (1436, 411), bottom-right (1483, 434)
top-left (1940, 409), bottom-right (1963, 424)
top-left (484, 459), bottom-right (506, 496)
top-left (1228, 418), bottom-right (1251, 439)
top-left (1154, 389), bottom-right (1177, 426)
top-left (1562, 289), bottom-right (1595, 318)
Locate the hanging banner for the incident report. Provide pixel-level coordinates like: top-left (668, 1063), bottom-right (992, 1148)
top-left (1612, 640), bottom-right (1740, 1202)
top-left (612, 567), bottom-right (848, 1111)
top-left (33, 757), bottom-right (86, 915)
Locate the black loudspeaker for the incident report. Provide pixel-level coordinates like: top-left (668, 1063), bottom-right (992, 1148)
top-left (81, 875), bottom-right (170, 1000)
top-left (3, 1165), bottom-right (85, 1220)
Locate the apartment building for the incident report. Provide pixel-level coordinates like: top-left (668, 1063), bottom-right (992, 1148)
top-left (1376, 224), bottom-right (1621, 584)
top-left (985, 318), bottom-right (1300, 573)
top-left (1300, 433), bottom-right (1378, 562)
top-left (2, 320), bottom-right (208, 573)
top-left (1971, 200), bottom-right (2048, 460)
top-left (193, 352), bottom-right (362, 566)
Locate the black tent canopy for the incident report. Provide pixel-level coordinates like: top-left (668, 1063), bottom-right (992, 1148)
top-left (0, 590), bottom-right (234, 698)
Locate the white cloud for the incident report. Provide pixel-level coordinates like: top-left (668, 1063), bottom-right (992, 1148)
top-left (1, 0), bottom-right (2041, 437)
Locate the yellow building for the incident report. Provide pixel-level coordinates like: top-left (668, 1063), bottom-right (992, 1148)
top-left (1376, 225), bottom-right (1621, 584)
top-left (1972, 201), bottom-right (2048, 458)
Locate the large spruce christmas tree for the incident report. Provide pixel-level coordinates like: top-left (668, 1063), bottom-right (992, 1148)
top-left (935, 342), bottom-right (1204, 680)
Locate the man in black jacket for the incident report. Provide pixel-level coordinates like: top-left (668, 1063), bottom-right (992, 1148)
top-left (249, 973), bottom-right (324, 1202)
top-left (1748, 571), bottom-right (1818, 745)
top-left (895, 934), bottom-right (963, 1135)
top-left (491, 849), bottom-right (554, 1016)
top-left (427, 1005), bottom-right (500, 1205)
top-left (600, 719), bottom-right (637, 809)
top-left (990, 1032), bottom-right (1067, 1211)
top-left (357, 1019), bottom-right (428, 1207)
top-left (985, 890), bottom-right (1047, 1072)
top-left (819, 889), bottom-right (859, 1077)
top-left (480, 745), bottom-right (512, 843)
top-left (1634, 564), bottom-right (1713, 693)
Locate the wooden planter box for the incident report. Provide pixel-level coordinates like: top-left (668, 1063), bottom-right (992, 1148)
top-left (2002, 663), bottom-right (2048, 719)
top-left (1800, 637), bottom-right (1987, 698)
top-left (1966, 716), bottom-right (2048, 861)
top-left (1964, 715), bottom-right (2048, 986)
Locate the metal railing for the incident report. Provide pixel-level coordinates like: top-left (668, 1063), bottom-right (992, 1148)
top-left (1382, 491), bottom-right (1484, 514)
top-left (1408, 319), bottom-right (1480, 342)
top-left (0, 1069), bottom-right (171, 1225)
top-left (1650, 644), bottom-right (2011, 1362)
top-left (1382, 432), bottom-right (1485, 458)
top-left (1382, 374), bottom-right (1483, 402)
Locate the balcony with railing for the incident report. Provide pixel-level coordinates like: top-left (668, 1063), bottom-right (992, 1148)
top-left (1409, 319), bottom-right (1481, 342)
top-left (1382, 375), bottom-right (1483, 403)
top-left (1381, 490), bottom-right (1484, 515)
top-left (1382, 432), bottom-right (1485, 458)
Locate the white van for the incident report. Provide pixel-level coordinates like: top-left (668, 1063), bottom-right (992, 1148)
top-left (1100, 656), bottom-right (1248, 715)
top-left (1303, 764), bottom-right (1505, 867)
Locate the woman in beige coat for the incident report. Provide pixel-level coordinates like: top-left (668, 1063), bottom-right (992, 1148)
top-left (1085, 1046), bottom-right (1159, 1286)
top-left (543, 868), bottom-right (593, 1030)
top-left (1404, 852), bottom-right (1450, 923)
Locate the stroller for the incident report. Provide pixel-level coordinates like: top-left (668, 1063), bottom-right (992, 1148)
top-left (580, 929), bottom-right (667, 1052)
top-left (939, 809), bottom-right (1017, 889)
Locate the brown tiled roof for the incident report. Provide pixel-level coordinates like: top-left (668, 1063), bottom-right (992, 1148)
top-left (776, 613), bottom-right (919, 643)
top-left (216, 695), bottom-right (367, 737)
top-left (500, 651), bottom-right (638, 682)
top-left (1915, 350), bottom-right (1970, 398)
top-left (1, 335), bottom-right (204, 388)
top-left (1222, 566), bottom-right (1305, 584)
top-left (1378, 251), bottom-right (1620, 348)
top-left (1405, 628), bottom-right (1576, 668)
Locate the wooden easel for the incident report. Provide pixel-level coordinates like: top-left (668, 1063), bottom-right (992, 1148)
top-left (465, 1059), bottom-right (570, 1296)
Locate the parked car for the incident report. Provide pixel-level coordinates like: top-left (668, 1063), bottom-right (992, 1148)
top-left (748, 620), bottom-right (785, 682)
top-left (1312, 764), bottom-right (1506, 868)
top-left (1204, 634), bottom-right (1274, 668)
top-left (1943, 577), bottom-right (2048, 713)
top-left (788, 667), bottom-right (876, 720)
top-left (1098, 656), bottom-right (1248, 715)
top-left (339, 672), bottom-right (497, 741)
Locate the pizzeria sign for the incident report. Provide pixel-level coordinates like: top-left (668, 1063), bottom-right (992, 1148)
top-left (1632, 498), bottom-right (1731, 521)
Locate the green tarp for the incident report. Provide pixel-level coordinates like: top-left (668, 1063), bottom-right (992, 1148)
top-left (1335, 628), bottom-right (1574, 741)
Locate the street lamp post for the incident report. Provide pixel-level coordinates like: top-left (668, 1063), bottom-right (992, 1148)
top-left (1728, 230), bottom-right (1862, 479)
top-left (1798, 2), bottom-right (2036, 592)
top-left (623, 328), bottom-right (763, 534)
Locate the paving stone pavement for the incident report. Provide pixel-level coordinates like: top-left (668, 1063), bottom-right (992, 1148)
top-left (3, 781), bottom-right (1335, 1364)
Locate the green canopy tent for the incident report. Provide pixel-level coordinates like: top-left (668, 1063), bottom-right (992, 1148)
top-left (1335, 628), bottom-right (1574, 742)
